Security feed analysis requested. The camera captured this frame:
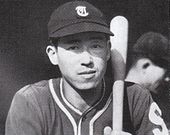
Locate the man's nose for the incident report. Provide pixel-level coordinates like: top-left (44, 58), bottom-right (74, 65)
top-left (80, 51), bottom-right (93, 67)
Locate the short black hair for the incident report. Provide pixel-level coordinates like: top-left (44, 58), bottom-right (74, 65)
top-left (48, 37), bottom-right (58, 47)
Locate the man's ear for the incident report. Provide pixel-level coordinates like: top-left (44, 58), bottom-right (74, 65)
top-left (136, 58), bottom-right (152, 70)
top-left (141, 59), bottom-right (151, 69)
top-left (46, 45), bottom-right (58, 65)
top-left (106, 40), bottom-right (111, 60)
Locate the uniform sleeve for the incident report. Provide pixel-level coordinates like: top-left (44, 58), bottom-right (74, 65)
top-left (129, 86), bottom-right (169, 135)
top-left (5, 89), bottom-right (44, 135)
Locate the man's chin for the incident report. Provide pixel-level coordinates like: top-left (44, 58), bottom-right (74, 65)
top-left (74, 82), bottom-right (99, 90)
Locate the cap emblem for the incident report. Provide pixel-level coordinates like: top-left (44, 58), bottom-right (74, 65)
top-left (75, 6), bottom-right (89, 17)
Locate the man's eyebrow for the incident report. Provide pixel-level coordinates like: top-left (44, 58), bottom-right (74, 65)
top-left (89, 36), bottom-right (105, 40)
top-left (64, 39), bottom-right (81, 44)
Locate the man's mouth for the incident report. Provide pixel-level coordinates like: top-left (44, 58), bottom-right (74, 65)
top-left (78, 70), bottom-right (96, 78)
top-left (78, 70), bottom-right (96, 74)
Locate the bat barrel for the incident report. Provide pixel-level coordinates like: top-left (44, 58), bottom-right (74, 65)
top-left (110, 16), bottom-right (128, 131)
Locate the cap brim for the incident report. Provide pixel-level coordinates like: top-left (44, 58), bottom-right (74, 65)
top-left (49, 22), bottom-right (114, 38)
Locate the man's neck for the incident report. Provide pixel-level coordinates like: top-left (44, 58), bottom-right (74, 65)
top-left (62, 79), bottom-right (103, 113)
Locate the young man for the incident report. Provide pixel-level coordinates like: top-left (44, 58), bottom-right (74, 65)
top-left (5, 1), bottom-right (168, 135)
top-left (126, 32), bottom-right (170, 133)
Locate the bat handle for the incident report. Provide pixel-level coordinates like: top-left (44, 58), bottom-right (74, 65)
top-left (112, 80), bottom-right (124, 131)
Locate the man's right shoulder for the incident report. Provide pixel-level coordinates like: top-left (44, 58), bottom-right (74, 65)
top-left (14, 78), bottom-right (60, 103)
top-left (17, 80), bottom-right (49, 95)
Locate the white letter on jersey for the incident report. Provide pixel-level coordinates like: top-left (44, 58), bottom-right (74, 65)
top-left (149, 102), bottom-right (168, 135)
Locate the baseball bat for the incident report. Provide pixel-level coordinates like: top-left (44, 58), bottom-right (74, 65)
top-left (110, 16), bottom-right (128, 131)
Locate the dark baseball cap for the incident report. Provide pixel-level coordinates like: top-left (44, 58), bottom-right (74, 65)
top-left (48, 1), bottom-right (114, 38)
top-left (132, 32), bottom-right (170, 69)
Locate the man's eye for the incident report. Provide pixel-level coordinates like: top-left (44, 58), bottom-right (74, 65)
top-left (92, 44), bottom-right (103, 49)
top-left (68, 46), bottom-right (79, 50)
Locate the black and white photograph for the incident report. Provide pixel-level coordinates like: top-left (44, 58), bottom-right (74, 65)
top-left (0, 0), bottom-right (169, 135)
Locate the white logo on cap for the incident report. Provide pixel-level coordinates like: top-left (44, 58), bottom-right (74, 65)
top-left (75, 6), bottom-right (89, 17)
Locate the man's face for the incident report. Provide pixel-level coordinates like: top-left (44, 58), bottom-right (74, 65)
top-left (52, 32), bottom-right (110, 90)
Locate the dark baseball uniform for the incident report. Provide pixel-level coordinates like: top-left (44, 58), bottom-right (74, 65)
top-left (5, 78), bottom-right (168, 135)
